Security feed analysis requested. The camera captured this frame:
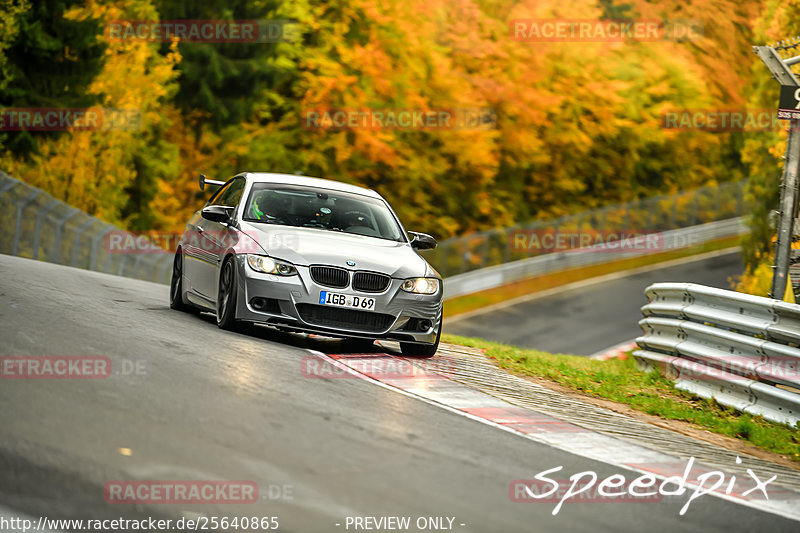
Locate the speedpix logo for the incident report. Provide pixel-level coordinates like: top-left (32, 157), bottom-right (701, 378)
top-left (510, 457), bottom-right (777, 516)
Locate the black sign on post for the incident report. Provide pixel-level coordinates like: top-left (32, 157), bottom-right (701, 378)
top-left (778, 85), bottom-right (800, 119)
top-left (755, 45), bottom-right (800, 300)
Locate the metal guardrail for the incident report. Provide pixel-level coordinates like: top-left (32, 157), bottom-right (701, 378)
top-left (634, 282), bottom-right (800, 427)
top-left (0, 170), bottom-right (172, 284)
top-left (0, 169), bottom-right (747, 303)
top-left (444, 218), bottom-right (747, 299)
top-left (428, 180), bottom-right (748, 278)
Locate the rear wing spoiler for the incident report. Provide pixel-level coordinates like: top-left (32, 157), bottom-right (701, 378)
top-left (198, 174), bottom-right (226, 191)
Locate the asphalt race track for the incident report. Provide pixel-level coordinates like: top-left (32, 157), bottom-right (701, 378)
top-left (1, 253), bottom-right (797, 532)
top-left (446, 250), bottom-right (744, 356)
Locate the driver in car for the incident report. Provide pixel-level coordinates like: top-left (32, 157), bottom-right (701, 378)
top-left (251, 191), bottom-right (289, 224)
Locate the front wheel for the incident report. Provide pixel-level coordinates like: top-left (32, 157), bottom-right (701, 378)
top-left (400, 323), bottom-right (441, 358)
top-left (217, 256), bottom-right (240, 330)
top-left (169, 251), bottom-right (196, 313)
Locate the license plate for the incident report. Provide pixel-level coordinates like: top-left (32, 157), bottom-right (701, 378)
top-left (319, 291), bottom-right (376, 311)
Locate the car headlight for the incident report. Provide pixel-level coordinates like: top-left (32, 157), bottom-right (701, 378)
top-left (400, 277), bottom-right (440, 295)
top-left (246, 254), bottom-right (297, 276)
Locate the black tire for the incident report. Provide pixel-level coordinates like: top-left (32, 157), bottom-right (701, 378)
top-left (400, 322), bottom-right (441, 358)
top-left (169, 250), bottom-right (196, 313)
top-left (216, 256), bottom-right (239, 330)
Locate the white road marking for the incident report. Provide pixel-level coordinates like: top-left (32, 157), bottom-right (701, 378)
top-left (309, 347), bottom-right (800, 522)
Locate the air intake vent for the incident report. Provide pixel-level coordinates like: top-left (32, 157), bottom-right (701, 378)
top-left (296, 304), bottom-right (394, 333)
top-left (310, 266), bottom-right (349, 288)
top-left (352, 272), bottom-right (391, 292)
top-left (249, 297), bottom-right (281, 314)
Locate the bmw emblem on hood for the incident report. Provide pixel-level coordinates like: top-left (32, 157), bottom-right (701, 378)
top-left (346, 260), bottom-right (356, 267)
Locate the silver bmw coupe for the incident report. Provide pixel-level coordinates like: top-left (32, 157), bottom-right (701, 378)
top-left (169, 172), bottom-right (443, 356)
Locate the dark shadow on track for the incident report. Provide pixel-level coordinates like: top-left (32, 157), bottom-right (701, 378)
top-left (189, 310), bottom-right (397, 355)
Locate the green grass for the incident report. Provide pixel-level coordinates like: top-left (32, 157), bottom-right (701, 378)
top-left (443, 334), bottom-right (800, 461)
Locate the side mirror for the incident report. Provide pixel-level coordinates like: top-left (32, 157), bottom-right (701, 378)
top-left (201, 205), bottom-right (233, 224)
top-left (409, 231), bottom-right (437, 250)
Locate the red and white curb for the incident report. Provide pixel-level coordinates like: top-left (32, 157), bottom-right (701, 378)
top-left (306, 348), bottom-right (800, 521)
top-left (589, 340), bottom-right (638, 360)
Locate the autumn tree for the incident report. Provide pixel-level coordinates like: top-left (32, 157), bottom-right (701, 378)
top-left (0, 0), bottom-right (106, 156)
top-left (737, 0), bottom-right (800, 288)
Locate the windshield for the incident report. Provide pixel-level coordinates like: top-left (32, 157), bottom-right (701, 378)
top-left (242, 184), bottom-right (407, 243)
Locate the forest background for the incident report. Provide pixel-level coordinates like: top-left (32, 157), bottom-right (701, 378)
top-left (1, 0), bottom-right (798, 279)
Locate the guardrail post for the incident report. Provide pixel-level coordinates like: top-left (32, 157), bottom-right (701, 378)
top-left (71, 218), bottom-right (96, 267)
top-left (622, 202), bottom-right (630, 230)
top-left (52, 209), bottom-right (80, 263)
top-left (772, 120), bottom-right (800, 299)
top-left (90, 228), bottom-right (111, 271)
top-left (736, 181), bottom-right (744, 216)
top-left (161, 256), bottom-right (173, 284)
top-left (104, 235), bottom-right (116, 273)
top-left (598, 207), bottom-right (607, 233)
top-left (32, 200), bottom-right (61, 260)
top-left (133, 254), bottom-right (143, 279)
top-left (12, 191), bottom-right (41, 256)
top-left (150, 254), bottom-right (166, 283)
top-left (117, 252), bottom-right (129, 276)
top-left (459, 240), bottom-right (468, 273)
top-left (754, 45), bottom-right (800, 299)
top-left (479, 233), bottom-right (490, 268)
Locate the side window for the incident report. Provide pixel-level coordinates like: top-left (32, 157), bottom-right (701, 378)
top-left (211, 178), bottom-right (246, 208)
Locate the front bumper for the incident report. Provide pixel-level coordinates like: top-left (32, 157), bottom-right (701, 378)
top-left (232, 256), bottom-right (442, 344)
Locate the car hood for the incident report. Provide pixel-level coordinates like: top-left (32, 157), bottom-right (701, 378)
top-left (238, 222), bottom-right (436, 278)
